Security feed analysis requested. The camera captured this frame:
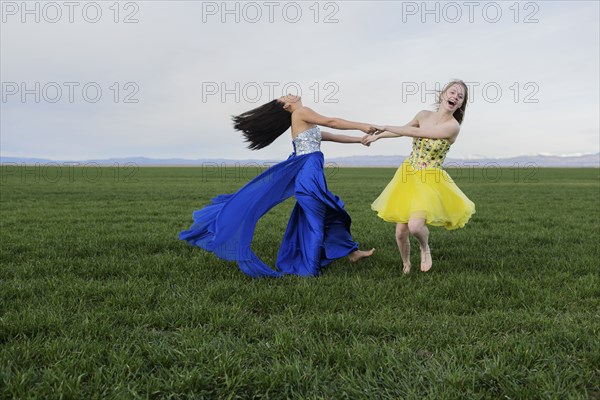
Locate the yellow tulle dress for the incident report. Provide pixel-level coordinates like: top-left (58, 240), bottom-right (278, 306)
top-left (371, 137), bottom-right (475, 230)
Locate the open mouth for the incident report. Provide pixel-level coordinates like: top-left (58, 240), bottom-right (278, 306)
top-left (448, 100), bottom-right (456, 107)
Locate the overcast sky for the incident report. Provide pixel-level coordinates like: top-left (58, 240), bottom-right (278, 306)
top-left (1, 0), bottom-right (599, 160)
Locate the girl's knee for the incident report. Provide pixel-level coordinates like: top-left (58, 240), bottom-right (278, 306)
top-left (396, 224), bottom-right (409, 240)
top-left (407, 219), bottom-right (425, 234)
top-left (396, 229), bottom-right (409, 241)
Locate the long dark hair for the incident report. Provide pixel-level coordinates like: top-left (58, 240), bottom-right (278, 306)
top-left (434, 79), bottom-right (468, 125)
top-left (232, 100), bottom-right (292, 150)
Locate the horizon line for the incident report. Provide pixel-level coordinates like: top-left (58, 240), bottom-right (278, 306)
top-left (1, 151), bottom-right (599, 162)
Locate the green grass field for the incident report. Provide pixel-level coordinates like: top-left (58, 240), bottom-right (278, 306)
top-left (1, 164), bottom-right (599, 399)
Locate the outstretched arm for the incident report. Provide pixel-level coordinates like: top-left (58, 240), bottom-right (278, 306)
top-left (361, 111), bottom-right (424, 145)
top-left (378, 121), bottom-right (459, 140)
top-left (321, 130), bottom-right (363, 144)
top-left (361, 128), bottom-right (408, 145)
top-left (296, 107), bottom-right (377, 134)
top-left (363, 110), bottom-right (460, 145)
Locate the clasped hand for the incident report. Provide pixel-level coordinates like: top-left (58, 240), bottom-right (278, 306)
top-left (361, 125), bottom-right (386, 147)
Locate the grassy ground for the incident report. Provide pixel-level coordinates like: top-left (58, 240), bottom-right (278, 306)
top-left (1, 164), bottom-right (599, 399)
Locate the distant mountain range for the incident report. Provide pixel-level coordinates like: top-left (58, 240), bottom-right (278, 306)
top-left (1, 153), bottom-right (598, 167)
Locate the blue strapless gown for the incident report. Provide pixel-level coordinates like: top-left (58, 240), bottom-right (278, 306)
top-left (179, 126), bottom-right (359, 277)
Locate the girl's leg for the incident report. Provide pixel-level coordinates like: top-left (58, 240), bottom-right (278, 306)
top-left (408, 218), bottom-right (432, 272)
top-left (395, 223), bottom-right (411, 274)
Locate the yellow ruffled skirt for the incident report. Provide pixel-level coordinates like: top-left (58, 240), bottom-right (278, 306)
top-left (371, 159), bottom-right (475, 230)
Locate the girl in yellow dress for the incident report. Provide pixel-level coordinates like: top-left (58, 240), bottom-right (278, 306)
top-left (362, 80), bottom-right (475, 274)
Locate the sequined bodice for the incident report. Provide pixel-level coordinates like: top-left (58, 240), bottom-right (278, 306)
top-left (407, 137), bottom-right (451, 169)
top-left (292, 126), bottom-right (321, 156)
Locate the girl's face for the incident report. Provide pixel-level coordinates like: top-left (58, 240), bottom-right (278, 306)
top-left (278, 94), bottom-right (301, 112)
top-left (442, 84), bottom-right (465, 112)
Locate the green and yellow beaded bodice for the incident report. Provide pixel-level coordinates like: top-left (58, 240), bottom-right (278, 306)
top-left (407, 137), bottom-right (451, 169)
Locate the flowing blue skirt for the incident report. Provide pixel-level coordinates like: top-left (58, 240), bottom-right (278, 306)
top-left (179, 151), bottom-right (359, 277)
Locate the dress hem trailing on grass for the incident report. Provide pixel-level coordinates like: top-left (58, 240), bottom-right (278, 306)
top-left (179, 149), bottom-right (358, 278)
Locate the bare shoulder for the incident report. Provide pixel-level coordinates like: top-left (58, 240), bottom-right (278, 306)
top-left (294, 106), bottom-right (318, 122)
top-left (406, 110), bottom-right (431, 127)
top-left (447, 119), bottom-right (461, 143)
top-left (292, 106), bottom-right (320, 134)
top-left (295, 106), bottom-right (314, 116)
top-left (416, 110), bottom-right (432, 123)
top-left (447, 117), bottom-right (460, 127)
top-left (449, 118), bottom-right (460, 131)
top-left (292, 106), bottom-right (310, 121)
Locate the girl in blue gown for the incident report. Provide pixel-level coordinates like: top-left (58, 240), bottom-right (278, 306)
top-left (180, 94), bottom-right (375, 277)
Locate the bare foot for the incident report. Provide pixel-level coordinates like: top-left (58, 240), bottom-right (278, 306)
top-left (420, 245), bottom-right (432, 272)
top-left (403, 262), bottom-right (411, 274)
top-left (349, 248), bottom-right (375, 263)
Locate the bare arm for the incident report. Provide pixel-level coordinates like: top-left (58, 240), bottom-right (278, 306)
top-left (369, 130), bottom-right (408, 139)
top-left (296, 107), bottom-right (376, 134)
top-left (361, 111), bottom-right (425, 145)
top-left (321, 130), bottom-right (363, 144)
top-left (380, 120), bottom-right (459, 140)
